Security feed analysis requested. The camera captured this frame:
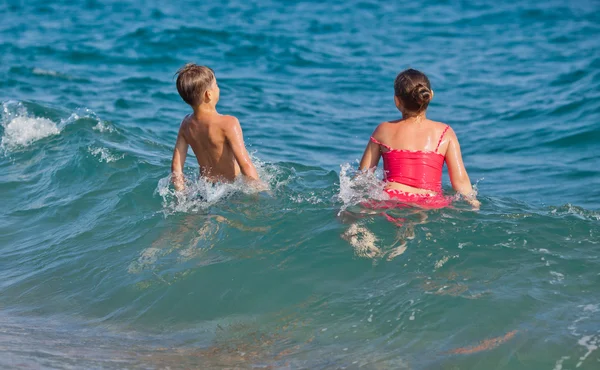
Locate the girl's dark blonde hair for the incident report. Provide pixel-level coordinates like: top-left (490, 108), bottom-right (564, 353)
top-left (394, 69), bottom-right (432, 114)
top-left (175, 64), bottom-right (215, 106)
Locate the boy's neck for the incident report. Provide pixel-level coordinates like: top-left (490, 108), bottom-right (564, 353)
top-left (192, 104), bottom-right (218, 117)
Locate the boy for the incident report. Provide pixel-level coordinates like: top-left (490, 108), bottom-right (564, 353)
top-left (171, 64), bottom-right (263, 191)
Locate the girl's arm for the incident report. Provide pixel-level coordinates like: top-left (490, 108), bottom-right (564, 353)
top-left (444, 128), bottom-right (480, 209)
top-left (359, 139), bottom-right (381, 172)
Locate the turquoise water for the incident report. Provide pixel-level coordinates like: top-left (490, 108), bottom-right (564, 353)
top-left (1, 0), bottom-right (599, 368)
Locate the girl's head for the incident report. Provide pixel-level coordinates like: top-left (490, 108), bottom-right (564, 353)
top-left (394, 69), bottom-right (433, 116)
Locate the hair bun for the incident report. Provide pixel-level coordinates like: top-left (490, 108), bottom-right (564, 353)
top-left (394, 69), bottom-right (432, 114)
top-left (413, 84), bottom-right (432, 105)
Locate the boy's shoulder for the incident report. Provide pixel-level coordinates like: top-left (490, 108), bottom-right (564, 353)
top-left (181, 113), bottom-right (240, 129)
top-left (180, 113), bottom-right (199, 128)
top-left (216, 114), bottom-right (242, 131)
top-left (219, 114), bottom-right (240, 124)
top-left (180, 113), bottom-right (191, 123)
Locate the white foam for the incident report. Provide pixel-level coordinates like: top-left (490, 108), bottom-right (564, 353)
top-left (549, 271), bottom-right (565, 285)
top-left (156, 157), bottom-right (281, 215)
top-left (1, 102), bottom-right (60, 152)
top-left (582, 304), bottom-right (599, 313)
top-left (434, 255), bottom-right (459, 270)
top-left (577, 335), bottom-right (599, 368)
top-left (566, 303), bottom-right (600, 368)
top-left (435, 256), bottom-right (449, 269)
top-left (88, 146), bottom-right (123, 163)
top-left (69, 108), bottom-right (101, 124)
top-left (93, 121), bottom-right (115, 133)
top-left (551, 204), bottom-right (600, 221)
top-left (32, 68), bottom-right (65, 78)
top-left (553, 356), bottom-right (570, 370)
top-left (337, 162), bottom-right (388, 214)
top-left (1, 102), bottom-right (103, 153)
top-left (157, 174), bottom-right (243, 214)
top-left (290, 192), bottom-right (324, 204)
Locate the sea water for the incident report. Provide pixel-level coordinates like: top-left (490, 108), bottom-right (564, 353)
top-left (1, 0), bottom-right (599, 368)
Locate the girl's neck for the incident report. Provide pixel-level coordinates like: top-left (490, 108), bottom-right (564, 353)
top-left (402, 111), bottom-right (426, 122)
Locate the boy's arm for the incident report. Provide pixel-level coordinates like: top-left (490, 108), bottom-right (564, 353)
top-left (171, 130), bottom-right (188, 191)
top-left (224, 117), bottom-right (259, 181)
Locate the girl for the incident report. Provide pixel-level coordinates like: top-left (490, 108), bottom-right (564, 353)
top-left (359, 69), bottom-right (480, 209)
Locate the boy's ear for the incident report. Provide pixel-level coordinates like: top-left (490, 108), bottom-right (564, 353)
top-left (431, 90), bottom-right (434, 100)
top-left (205, 89), bottom-right (212, 102)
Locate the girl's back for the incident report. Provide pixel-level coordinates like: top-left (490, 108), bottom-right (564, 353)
top-left (372, 118), bottom-right (449, 154)
top-left (359, 68), bottom-right (479, 209)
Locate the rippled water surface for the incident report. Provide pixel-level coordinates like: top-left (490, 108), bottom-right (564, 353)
top-left (1, 0), bottom-right (599, 368)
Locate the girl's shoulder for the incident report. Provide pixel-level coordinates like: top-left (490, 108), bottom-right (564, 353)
top-left (373, 121), bottom-right (394, 133)
top-left (371, 120), bottom-right (398, 139)
top-left (426, 119), bottom-right (455, 137)
top-left (374, 118), bottom-right (405, 129)
top-left (425, 118), bottom-right (450, 129)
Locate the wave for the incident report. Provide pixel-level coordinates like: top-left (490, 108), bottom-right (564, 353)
top-left (0, 101), bottom-right (107, 153)
top-left (0, 102), bottom-right (60, 152)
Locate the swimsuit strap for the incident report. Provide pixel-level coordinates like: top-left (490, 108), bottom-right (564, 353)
top-left (435, 125), bottom-right (450, 153)
top-left (370, 136), bottom-right (393, 151)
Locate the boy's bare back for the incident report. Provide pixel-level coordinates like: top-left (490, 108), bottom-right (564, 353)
top-left (171, 64), bottom-right (260, 191)
top-left (176, 113), bottom-right (247, 181)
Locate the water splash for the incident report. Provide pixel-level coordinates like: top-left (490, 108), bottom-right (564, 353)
top-left (337, 162), bottom-right (388, 214)
top-left (0, 101), bottom-right (60, 152)
top-left (155, 157), bottom-right (287, 215)
top-left (156, 175), bottom-right (241, 214)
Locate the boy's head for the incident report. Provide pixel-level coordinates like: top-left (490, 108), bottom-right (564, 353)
top-left (393, 69), bottom-right (433, 115)
top-left (175, 64), bottom-right (219, 107)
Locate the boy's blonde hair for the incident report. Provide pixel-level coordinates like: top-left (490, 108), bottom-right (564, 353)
top-left (175, 64), bottom-right (215, 106)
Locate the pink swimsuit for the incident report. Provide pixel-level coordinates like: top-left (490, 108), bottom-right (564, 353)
top-left (370, 125), bottom-right (452, 209)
